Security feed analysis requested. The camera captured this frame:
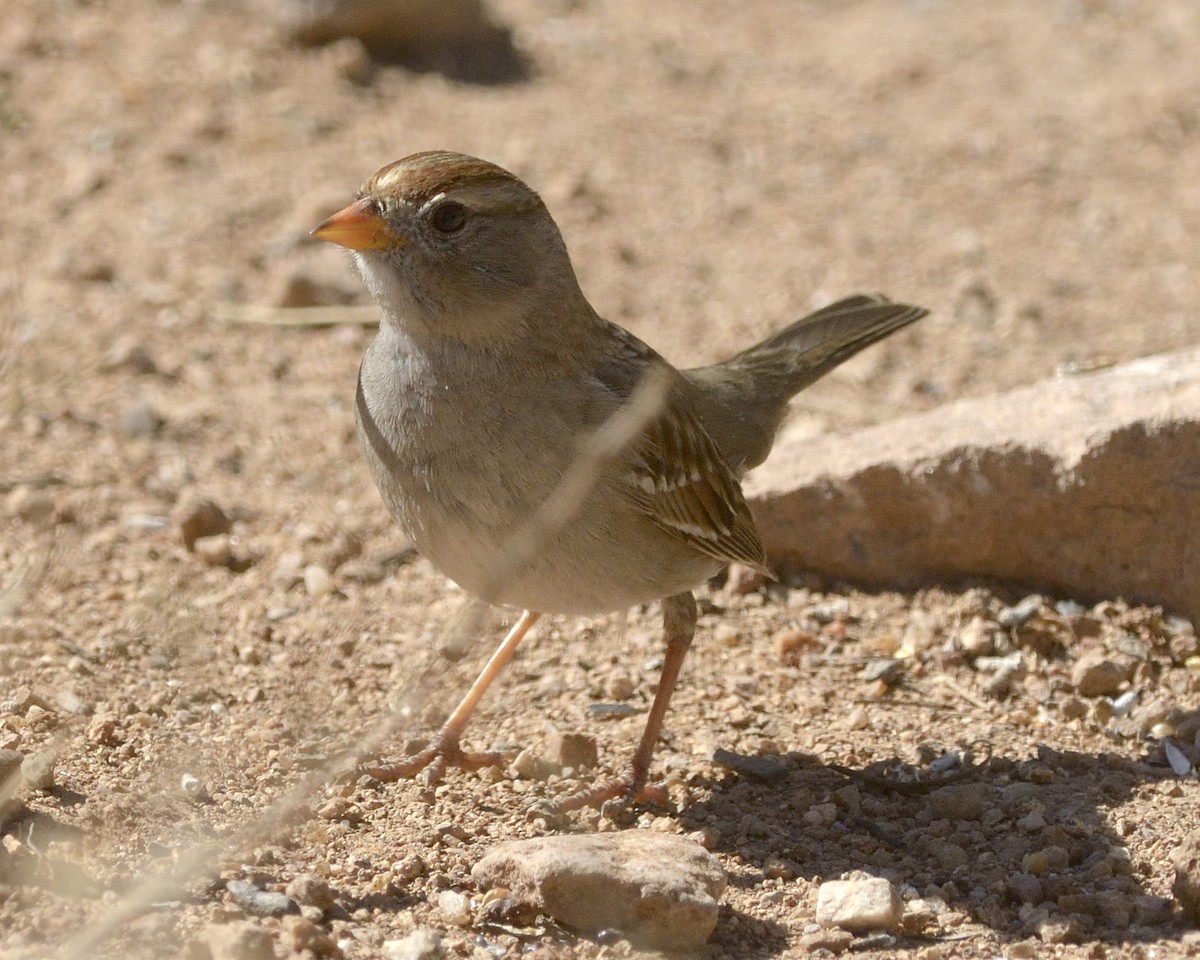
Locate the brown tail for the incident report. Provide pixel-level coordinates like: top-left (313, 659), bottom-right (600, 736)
top-left (684, 294), bottom-right (928, 471)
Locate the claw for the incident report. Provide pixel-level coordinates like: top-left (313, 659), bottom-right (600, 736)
top-left (357, 739), bottom-right (512, 786)
top-left (556, 776), bottom-right (670, 812)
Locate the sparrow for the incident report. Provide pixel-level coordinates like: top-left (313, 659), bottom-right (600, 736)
top-left (312, 150), bottom-right (927, 806)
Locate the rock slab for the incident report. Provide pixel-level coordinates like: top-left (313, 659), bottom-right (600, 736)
top-left (472, 831), bottom-right (726, 950)
top-left (747, 349), bottom-right (1200, 622)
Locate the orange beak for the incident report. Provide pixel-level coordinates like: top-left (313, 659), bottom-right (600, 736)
top-left (311, 198), bottom-right (403, 251)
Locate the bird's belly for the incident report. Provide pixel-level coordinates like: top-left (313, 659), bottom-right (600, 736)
top-left (357, 405), bottom-right (718, 614)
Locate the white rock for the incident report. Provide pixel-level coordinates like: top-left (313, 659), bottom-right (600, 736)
top-left (815, 877), bottom-right (902, 933)
top-left (382, 930), bottom-right (443, 960)
top-left (303, 564), bottom-right (333, 597)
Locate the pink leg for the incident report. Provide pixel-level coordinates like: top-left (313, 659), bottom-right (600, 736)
top-left (363, 610), bottom-right (541, 784)
top-left (560, 592), bottom-right (697, 810)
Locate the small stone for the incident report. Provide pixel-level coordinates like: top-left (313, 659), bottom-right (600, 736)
top-left (435, 890), bottom-right (471, 926)
top-left (774, 628), bottom-right (816, 660)
top-left (604, 671), bottom-right (636, 700)
top-left (958, 616), bottom-right (997, 657)
top-left (862, 658), bottom-right (902, 684)
top-left (1060, 696), bottom-right (1088, 720)
top-left (382, 929), bottom-right (443, 960)
top-left (1006, 873), bottom-right (1043, 905)
top-left (204, 921), bottom-right (275, 960)
top-left (194, 534), bottom-right (235, 569)
top-left (544, 730), bottom-right (598, 770)
top-left (1035, 914), bottom-right (1079, 944)
top-left (392, 855), bottom-right (426, 882)
top-left (226, 879), bottom-right (296, 917)
top-left (713, 623), bottom-right (741, 646)
top-left (282, 915), bottom-right (342, 957)
top-left (86, 714), bottom-right (121, 746)
top-left (928, 783), bottom-right (989, 821)
top-left (798, 926), bottom-right (853, 954)
top-left (303, 564), bottom-right (333, 597)
top-left (121, 400), bottom-right (163, 438)
top-left (316, 797), bottom-right (362, 822)
top-left (1172, 828), bottom-right (1200, 924)
top-left (178, 498), bottom-right (232, 550)
top-left (998, 596), bottom-right (1043, 628)
top-left (472, 832), bottom-right (725, 950)
top-left (1071, 651), bottom-right (1129, 697)
top-left (1022, 851), bottom-right (1049, 876)
top-left (286, 873), bottom-right (336, 911)
top-left (763, 855), bottom-right (795, 880)
top-left (20, 749), bottom-right (56, 790)
top-left (180, 773), bottom-right (210, 802)
top-left (815, 878), bottom-right (902, 933)
top-left (511, 747), bottom-right (555, 781)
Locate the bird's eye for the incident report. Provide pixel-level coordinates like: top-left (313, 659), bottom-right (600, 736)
top-left (429, 200), bottom-right (468, 234)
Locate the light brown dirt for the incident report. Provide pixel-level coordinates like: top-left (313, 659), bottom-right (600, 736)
top-left (1, 1), bottom-right (1199, 957)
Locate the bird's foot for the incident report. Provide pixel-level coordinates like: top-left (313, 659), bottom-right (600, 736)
top-left (555, 775), bottom-right (670, 813)
top-left (357, 738), bottom-right (508, 787)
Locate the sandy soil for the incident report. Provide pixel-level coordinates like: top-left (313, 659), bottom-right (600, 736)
top-left (1, 0), bottom-right (1199, 957)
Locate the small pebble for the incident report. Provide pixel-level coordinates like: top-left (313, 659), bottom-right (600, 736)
top-left (226, 879), bottom-right (296, 917)
top-left (544, 730), bottom-right (598, 770)
top-left (1007, 872), bottom-right (1043, 905)
top-left (773, 628), bottom-right (816, 660)
top-left (20, 749), bottom-right (55, 790)
top-left (194, 534), bottom-right (234, 569)
top-left (382, 929), bottom-right (444, 960)
top-left (928, 783), bottom-right (988, 821)
top-left (998, 595), bottom-right (1043, 628)
top-left (1071, 651), bottom-right (1128, 697)
top-left (797, 927), bottom-right (853, 954)
top-left (304, 564), bottom-right (333, 597)
top-left (178, 498), bottom-right (232, 550)
top-left (604, 671), bottom-right (636, 700)
top-left (958, 616), bottom-right (997, 657)
top-left (180, 773), bottom-right (210, 802)
top-left (121, 400), bottom-right (163, 438)
top-left (285, 873), bottom-right (336, 911)
top-left (511, 747), bottom-right (555, 781)
top-left (435, 889), bottom-right (472, 926)
top-left (204, 921), bottom-right (275, 960)
top-left (282, 915), bottom-right (342, 958)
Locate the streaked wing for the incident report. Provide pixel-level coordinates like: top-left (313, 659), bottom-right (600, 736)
top-left (628, 392), bottom-right (769, 573)
top-left (593, 320), bottom-right (769, 573)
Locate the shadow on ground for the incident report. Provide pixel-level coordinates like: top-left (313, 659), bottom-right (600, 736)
top-left (682, 744), bottom-right (1189, 955)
